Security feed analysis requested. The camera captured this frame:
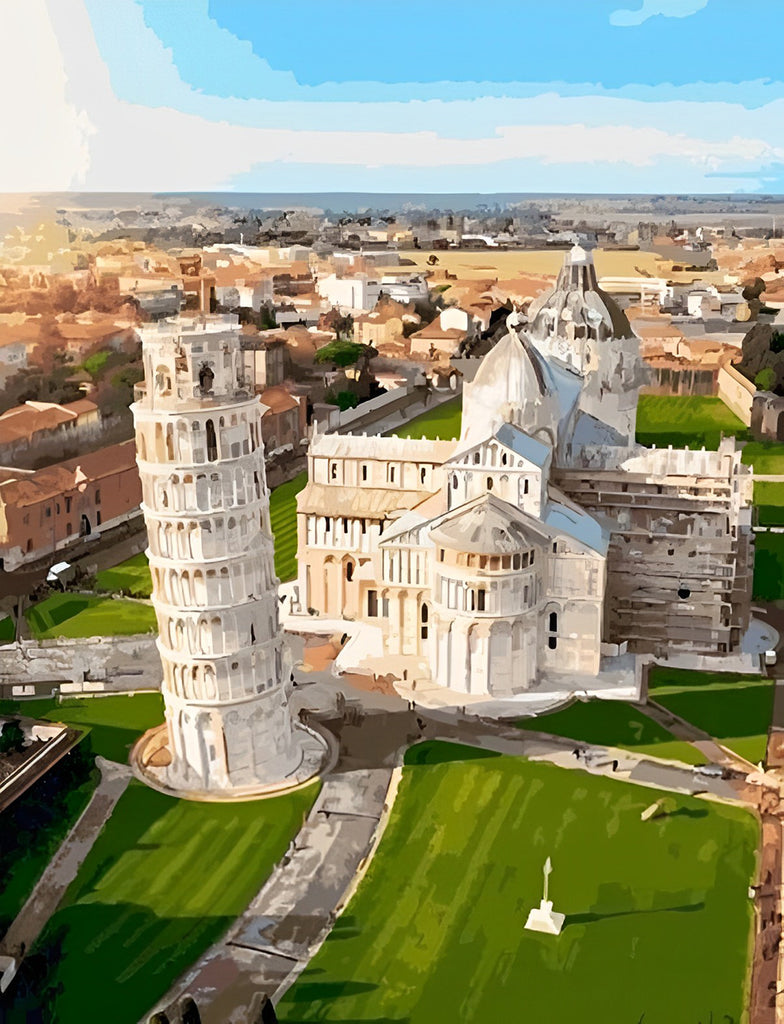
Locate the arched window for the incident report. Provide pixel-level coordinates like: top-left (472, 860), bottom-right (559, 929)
top-left (206, 419), bottom-right (217, 461)
top-left (331, 462), bottom-right (337, 480)
top-left (487, 477), bottom-right (493, 491)
top-left (346, 561), bottom-right (354, 582)
top-left (524, 479), bottom-right (529, 494)
top-left (420, 466), bottom-right (426, 484)
top-left (451, 474), bottom-right (458, 489)
top-left (420, 602), bottom-right (429, 640)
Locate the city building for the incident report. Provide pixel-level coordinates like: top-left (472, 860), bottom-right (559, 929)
top-left (294, 247), bottom-right (755, 706)
top-left (131, 314), bottom-right (326, 795)
top-left (0, 440), bottom-right (141, 570)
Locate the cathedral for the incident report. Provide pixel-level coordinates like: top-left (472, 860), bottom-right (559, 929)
top-left (295, 246), bottom-right (755, 702)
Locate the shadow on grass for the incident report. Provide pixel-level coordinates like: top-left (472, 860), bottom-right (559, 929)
top-left (565, 901), bottom-right (705, 929)
top-left (404, 740), bottom-right (501, 767)
top-left (285, 979), bottom-right (380, 1001)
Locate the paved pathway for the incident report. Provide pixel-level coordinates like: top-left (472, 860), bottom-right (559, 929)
top-left (144, 765), bottom-right (394, 1024)
top-left (0, 756), bottom-right (132, 958)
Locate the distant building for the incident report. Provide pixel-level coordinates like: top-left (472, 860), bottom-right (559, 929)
top-left (0, 399), bottom-right (101, 467)
top-left (0, 440), bottom-right (141, 570)
top-left (259, 386), bottom-right (307, 456)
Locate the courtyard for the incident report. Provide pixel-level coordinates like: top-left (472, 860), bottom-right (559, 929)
top-left (278, 741), bottom-right (757, 1024)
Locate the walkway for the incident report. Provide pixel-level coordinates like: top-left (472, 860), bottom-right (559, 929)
top-left (0, 756), bottom-right (132, 958)
top-left (144, 764), bottom-right (395, 1024)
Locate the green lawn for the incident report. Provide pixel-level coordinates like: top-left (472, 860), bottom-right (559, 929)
top-left (753, 531), bottom-right (784, 601)
top-left (279, 741), bottom-right (756, 1024)
top-left (0, 693), bottom-right (164, 763)
top-left (516, 699), bottom-right (706, 765)
top-left (636, 394), bottom-right (749, 449)
top-left (649, 667), bottom-right (774, 765)
top-left (20, 779), bottom-right (318, 1024)
top-left (754, 481), bottom-right (784, 526)
top-left (0, 615), bottom-right (15, 643)
top-left (270, 471), bottom-right (308, 582)
top-left (94, 553), bottom-right (152, 598)
top-left (390, 396), bottom-right (462, 440)
top-left (0, 744), bottom-right (97, 935)
top-left (742, 440), bottom-right (784, 474)
top-left (25, 592), bottom-right (157, 639)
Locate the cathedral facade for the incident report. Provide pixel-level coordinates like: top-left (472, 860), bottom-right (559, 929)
top-left (295, 246), bottom-right (755, 700)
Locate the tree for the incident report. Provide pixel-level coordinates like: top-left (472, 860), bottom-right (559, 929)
top-left (0, 719), bottom-right (25, 755)
top-left (755, 367), bottom-right (777, 392)
top-left (179, 996), bottom-right (201, 1024)
top-left (314, 340), bottom-right (365, 368)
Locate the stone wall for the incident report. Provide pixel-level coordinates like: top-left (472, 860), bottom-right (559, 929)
top-left (0, 634), bottom-right (162, 696)
top-left (717, 362), bottom-right (755, 426)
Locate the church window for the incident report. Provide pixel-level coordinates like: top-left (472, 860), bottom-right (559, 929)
top-left (250, 623), bottom-right (256, 643)
top-left (420, 466), bottom-right (426, 484)
top-left (530, 550), bottom-right (535, 564)
top-left (513, 554), bottom-right (521, 570)
top-left (473, 452), bottom-right (480, 464)
top-left (331, 462), bottom-right (337, 480)
top-left (382, 596), bottom-right (389, 617)
top-left (367, 590), bottom-right (378, 617)
top-left (452, 474), bottom-right (458, 489)
top-left (548, 636), bottom-right (557, 650)
top-left (524, 479), bottom-right (529, 495)
top-left (501, 452), bottom-right (507, 466)
top-left (549, 611), bottom-right (558, 632)
top-left (487, 477), bottom-right (493, 491)
top-left (324, 516), bottom-right (331, 532)
top-left (477, 589), bottom-right (486, 612)
top-left (420, 603), bottom-right (429, 640)
top-left (343, 517), bottom-right (349, 533)
top-left (206, 419), bottom-right (218, 461)
top-left (361, 519), bottom-right (366, 534)
top-left (524, 584), bottom-right (529, 604)
top-left (362, 464), bottom-right (368, 481)
top-left (346, 562), bottom-right (354, 582)
top-left (439, 548), bottom-right (445, 561)
top-left (552, 542), bottom-right (558, 553)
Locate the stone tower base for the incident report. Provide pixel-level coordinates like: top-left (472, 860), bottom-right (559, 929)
top-left (131, 722), bottom-right (332, 802)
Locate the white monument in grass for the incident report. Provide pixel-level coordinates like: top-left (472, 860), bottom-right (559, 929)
top-left (525, 857), bottom-right (565, 935)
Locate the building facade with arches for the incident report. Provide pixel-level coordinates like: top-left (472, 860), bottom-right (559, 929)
top-left (296, 247), bottom-right (755, 700)
top-left (133, 314), bottom-right (313, 793)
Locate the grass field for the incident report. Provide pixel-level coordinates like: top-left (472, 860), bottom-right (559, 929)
top-left (742, 440), bottom-right (784, 474)
top-left (0, 693), bottom-right (164, 763)
top-left (753, 531), bottom-right (784, 601)
top-left (24, 779), bottom-right (318, 1024)
top-left (649, 667), bottom-right (774, 765)
top-left (0, 615), bottom-right (15, 642)
top-left (279, 741), bottom-right (756, 1024)
top-left (0, 747), bottom-right (97, 935)
top-left (270, 471), bottom-right (308, 582)
top-left (391, 396), bottom-right (462, 440)
top-left (636, 394), bottom-right (749, 449)
top-left (754, 482), bottom-right (784, 526)
top-left (94, 553), bottom-right (152, 598)
top-left (25, 592), bottom-right (157, 639)
top-left (516, 699), bottom-right (706, 765)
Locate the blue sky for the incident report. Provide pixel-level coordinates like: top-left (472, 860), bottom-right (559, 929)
top-left (4, 0), bottom-right (784, 193)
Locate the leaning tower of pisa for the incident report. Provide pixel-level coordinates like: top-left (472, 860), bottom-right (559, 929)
top-left (131, 314), bottom-right (324, 795)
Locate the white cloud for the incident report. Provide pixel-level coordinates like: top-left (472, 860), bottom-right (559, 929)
top-left (0, 0), bottom-right (779, 194)
top-left (610, 0), bottom-right (708, 28)
top-left (0, 0), bottom-right (93, 189)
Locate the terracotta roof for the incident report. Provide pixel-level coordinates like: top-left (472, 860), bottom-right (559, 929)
top-left (0, 440), bottom-right (137, 508)
top-left (260, 386), bottom-right (299, 415)
top-left (0, 399), bottom-right (98, 445)
top-left (56, 322), bottom-right (125, 341)
top-left (297, 482), bottom-right (436, 519)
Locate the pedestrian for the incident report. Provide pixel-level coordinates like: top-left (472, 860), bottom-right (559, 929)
top-left (612, 759), bottom-right (619, 772)
top-left (573, 748), bottom-right (581, 760)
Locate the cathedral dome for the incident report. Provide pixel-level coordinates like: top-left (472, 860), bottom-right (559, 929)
top-left (527, 245), bottom-right (633, 343)
top-left (460, 311), bottom-right (566, 446)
